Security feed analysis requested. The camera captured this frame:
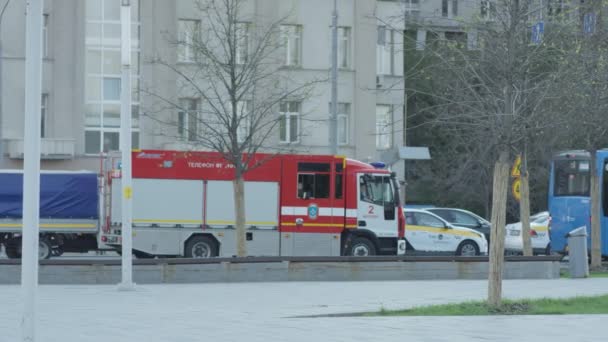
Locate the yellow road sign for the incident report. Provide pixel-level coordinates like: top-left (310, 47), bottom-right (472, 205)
top-left (123, 186), bottom-right (133, 199)
top-left (511, 155), bottom-right (521, 178)
top-left (512, 178), bottom-right (521, 202)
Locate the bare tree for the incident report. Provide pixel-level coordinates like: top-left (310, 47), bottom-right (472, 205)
top-left (551, 2), bottom-right (608, 269)
top-left (400, 0), bottom-right (579, 305)
top-left (144, 0), bottom-right (317, 257)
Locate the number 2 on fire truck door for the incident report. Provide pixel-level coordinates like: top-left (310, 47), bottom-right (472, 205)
top-left (357, 174), bottom-right (398, 238)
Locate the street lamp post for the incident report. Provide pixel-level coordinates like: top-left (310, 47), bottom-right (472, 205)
top-left (21, 0), bottom-right (44, 340)
top-left (330, 0), bottom-right (338, 155)
top-left (118, 0), bottom-right (134, 291)
top-left (0, 0), bottom-right (12, 163)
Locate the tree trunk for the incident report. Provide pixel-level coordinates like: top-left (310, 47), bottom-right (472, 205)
top-left (520, 152), bottom-right (532, 256)
top-left (233, 176), bottom-right (247, 257)
top-left (488, 150), bottom-right (510, 307)
top-left (590, 149), bottom-right (602, 270)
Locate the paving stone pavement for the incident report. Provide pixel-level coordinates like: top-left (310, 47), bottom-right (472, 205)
top-left (1, 278), bottom-right (607, 342)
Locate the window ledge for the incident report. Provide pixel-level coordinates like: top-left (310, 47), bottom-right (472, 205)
top-left (281, 65), bottom-right (304, 70)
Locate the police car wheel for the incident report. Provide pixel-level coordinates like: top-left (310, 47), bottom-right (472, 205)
top-left (456, 240), bottom-right (479, 256)
top-left (348, 237), bottom-right (376, 256)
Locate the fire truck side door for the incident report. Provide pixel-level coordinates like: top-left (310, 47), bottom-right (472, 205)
top-left (357, 174), bottom-right (397, 238)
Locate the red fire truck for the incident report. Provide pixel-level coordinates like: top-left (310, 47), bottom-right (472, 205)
top-left (101, 150), bottom-right (406, 257)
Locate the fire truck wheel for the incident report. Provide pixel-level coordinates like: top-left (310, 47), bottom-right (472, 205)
top-left (348, 237), bottom-right (376, 256)
top-left (39, 238), bottom-right (52, 260)
top-left (185, 236), bottom-right (218, 258)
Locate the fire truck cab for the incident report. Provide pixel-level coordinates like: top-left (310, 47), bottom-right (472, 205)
top-left (102, 150), bottom-right (406, 257)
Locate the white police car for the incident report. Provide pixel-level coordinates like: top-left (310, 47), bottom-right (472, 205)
top-left (404, 208), bottom-right (488, 256)
top-left (504, 211), bottom-right (551, 255)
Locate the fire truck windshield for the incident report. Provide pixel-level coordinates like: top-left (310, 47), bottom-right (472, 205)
top-left (360, 175), bottom-right (396, 207)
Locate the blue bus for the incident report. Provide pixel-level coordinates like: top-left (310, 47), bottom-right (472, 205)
top-left (548, 150), bottom-right (608, 256)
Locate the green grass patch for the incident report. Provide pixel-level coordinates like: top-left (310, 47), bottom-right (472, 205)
top-left (369, 295), bottom-right (608, 316)
top-left (560, 270), bottom-right (608, 278)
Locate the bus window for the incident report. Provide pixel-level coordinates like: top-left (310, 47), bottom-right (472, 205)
top-left (554, 160), bottom-right (590, 196)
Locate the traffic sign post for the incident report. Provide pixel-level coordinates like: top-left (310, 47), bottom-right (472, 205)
top-left (512, 178), bottom-right (521, 202)
top-left (511, 155), bottom-right (522, 178)
top-left (511, 155), bottom-right (522, 202)
top-left (584, 13), bottom-right (596, 35)
top-left (531, 21), bottom-right (544, 45)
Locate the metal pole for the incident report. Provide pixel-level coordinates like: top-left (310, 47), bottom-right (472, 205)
top-left (330, 0), bottom-right (338, 155)
top-left (118, 0), bottom-right (134, 291)
top-left (21, 0), bottom-right (43, 340)
top-left (0, 0), bottom-right (12, 163)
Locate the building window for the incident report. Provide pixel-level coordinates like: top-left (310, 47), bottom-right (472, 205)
top-left (235, 22), bottom-right (250, 65)
top-left (416, 30), bottom-right (427, 51)
top-left (331, 102), bottom-right (350, 145)
top-left (85, 130), bottom-right (101, 154)
top-left (103, 77), bottom-right (121, 101)
top-left (403, 0), bottom-right (421, 16)
top-left (442, 0), bottom-right (449, 17)
top-left (178, 98), bottom-right (200, 141)
top-left (279, 101), bottom-right (300, 143)
top-left (467, 30), bottom-right (479, 50)
top-left (377, 26), bottom-right (395, 75)
top-left (548, 0), bottom-right (566, 17)
top-left (442, 0), bottom-right (458, 18)
top-left (376, 105), bottom-right (392, 150)
top-left (85, 0), bottom-right (140, 154)
top-left (281, 25), bottom-right (302, 67)
top-left (235, 101), bottom-right (251, 143)
top-left (444, 31), bottom-right (467, 48)
top-left (41, 94), bottom-right (48, 138)
top-left (178, 19), bottom-right (200, 63)
top-left (43, 14), bottom-right (49, 57)
top-left (338, 27), bottom-right (351, 69)
top-left (480, 0), bottom-right (496, 21)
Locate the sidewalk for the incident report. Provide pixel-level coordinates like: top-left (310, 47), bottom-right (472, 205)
top-left (1, 278), bottom-right (607, 342)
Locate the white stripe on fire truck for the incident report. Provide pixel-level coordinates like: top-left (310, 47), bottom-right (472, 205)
top-left (281, 207), bottom-right (357, 218)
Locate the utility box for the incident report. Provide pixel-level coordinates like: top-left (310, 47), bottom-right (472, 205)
top-left (567, 226), bottom-right (589, 278)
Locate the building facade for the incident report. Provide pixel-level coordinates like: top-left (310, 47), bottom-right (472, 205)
top-left (0, 0), bottom-right (425, 177)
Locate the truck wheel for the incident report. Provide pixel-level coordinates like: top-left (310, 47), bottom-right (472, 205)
top-left (348, 237), bottom-right (376, 256)
top-left (5, 238), bottom-right (22, 259)
top-left (39, 238), bottom-right (52, 260)
top-left (456, 240), bottom-right (479, 256)
top-left (185, 236), bottom-right (218, 258)
top-left (51, 247), bottom-right (64, 257)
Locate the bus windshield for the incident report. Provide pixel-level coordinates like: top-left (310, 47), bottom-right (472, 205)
top-left (554, 159), bottom-right (590, 196)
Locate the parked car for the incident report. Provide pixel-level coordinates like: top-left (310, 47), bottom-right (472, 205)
top-left (425, 208), bottom-right (491, 242)
top-left (504, 211), bottom-right (551, 255)
top-left (404, 208), bottom-right (488, 256)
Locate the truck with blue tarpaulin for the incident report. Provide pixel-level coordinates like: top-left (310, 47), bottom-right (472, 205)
top-left (0, 170), bottom-right (101, 259)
